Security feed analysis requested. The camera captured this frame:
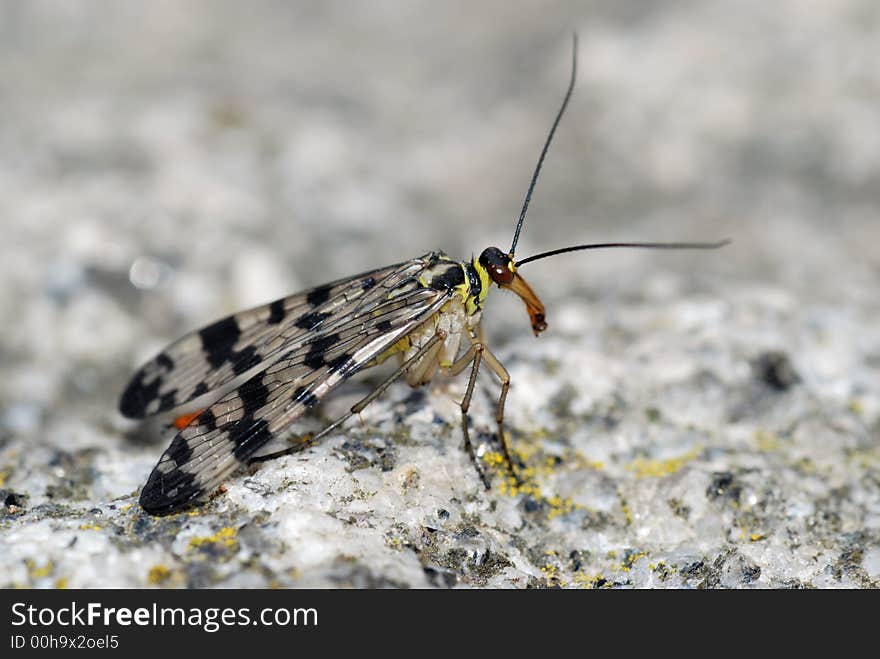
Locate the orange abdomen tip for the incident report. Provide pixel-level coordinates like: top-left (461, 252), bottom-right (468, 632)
top-left (172, 409), bottom-right (204, 429)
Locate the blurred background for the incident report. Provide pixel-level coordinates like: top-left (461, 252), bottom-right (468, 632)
top-left (1, 0), bottom-right (878, 503)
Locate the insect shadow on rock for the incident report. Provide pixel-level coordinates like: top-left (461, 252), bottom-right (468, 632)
top-left (120, 34), bottom-right (729, 515)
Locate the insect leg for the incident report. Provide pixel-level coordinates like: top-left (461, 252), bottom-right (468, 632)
top-left (477, 345), bottom-right (520, 485)
top-left (250, 330), bottom-right (447, 464)
top-left (446, 338), bottom-right (518, 484)
top-left (445, 343), bottom-right (491, 489)
top-left (406, 333), bottom-right (445, 386)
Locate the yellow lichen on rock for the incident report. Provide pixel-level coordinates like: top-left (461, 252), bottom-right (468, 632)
top-left (626, 448), bottom-right (700, 478)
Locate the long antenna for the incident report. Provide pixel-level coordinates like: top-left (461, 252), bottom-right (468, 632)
top-left (509, 33), bottom-right (578, 257)
top-left (515, 239), bottom-right (731, 267)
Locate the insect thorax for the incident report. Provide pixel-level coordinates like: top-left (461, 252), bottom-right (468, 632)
top-left (371, 251), bottom-right (489, 385)
top-left (419, 251), bottom-right (491, 318)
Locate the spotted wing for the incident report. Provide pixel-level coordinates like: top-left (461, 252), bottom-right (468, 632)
top-left (138, 257), bottom-right (451, 514)
top-left (119, 261), bottom-right (417, 419)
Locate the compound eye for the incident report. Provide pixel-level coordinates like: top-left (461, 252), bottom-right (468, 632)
top-left (479, 247), bottom-right (514, 286)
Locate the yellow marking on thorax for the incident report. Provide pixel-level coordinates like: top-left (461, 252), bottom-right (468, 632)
top-left (370, 254), bottom-right (492, 369)
top-left (372, 333), bottom-right (412, 366)
top-left (454, 279), bottom-right (471, 311)
top-left (416, 255), bottom-right (489, 318)
top-left (468, 256), bottom-right (492, 315)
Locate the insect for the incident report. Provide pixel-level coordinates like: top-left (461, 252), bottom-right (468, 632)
top-left (120, 35), bottom-right (728, 514)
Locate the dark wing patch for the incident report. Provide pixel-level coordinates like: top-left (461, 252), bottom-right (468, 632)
top-left (139, 279), bottom-right (450, 514)
top-left (119, 260), bottom-right (425, 419)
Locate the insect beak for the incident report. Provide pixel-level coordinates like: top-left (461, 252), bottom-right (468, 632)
top-left (501, 273), bottom-right (547, 335)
